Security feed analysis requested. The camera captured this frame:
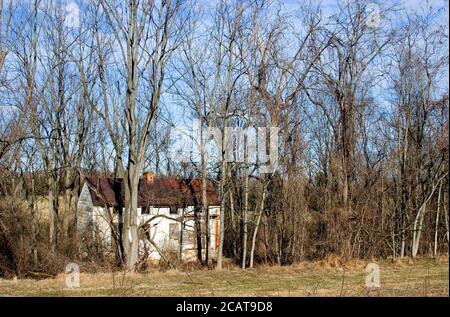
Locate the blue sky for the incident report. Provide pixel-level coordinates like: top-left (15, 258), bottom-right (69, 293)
top-left (1, 0), bottom-right (448, 173)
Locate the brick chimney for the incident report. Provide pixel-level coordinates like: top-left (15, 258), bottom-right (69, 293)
top-left (143, 171), bottom-right (155, 183)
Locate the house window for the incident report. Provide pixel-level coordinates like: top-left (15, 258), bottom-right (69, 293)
top-left (141, 207), bottom-right (151, 214)
top-left (183, 229), bottom-right (195, 245)
top-left (170, 206), bottom-right (178, 214)
top-left (169, 223), bottom-right (179, 241)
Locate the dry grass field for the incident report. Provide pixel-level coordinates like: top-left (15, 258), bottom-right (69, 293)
top-left (0, 256), bottom-right (448, 297)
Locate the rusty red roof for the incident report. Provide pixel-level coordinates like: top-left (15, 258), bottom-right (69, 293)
top-left (84, 176), bottom-right (219, 208)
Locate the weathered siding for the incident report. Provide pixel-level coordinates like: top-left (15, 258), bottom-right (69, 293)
top-left (93, 206), bottom-right (113, 246)
top-left (76, 183), bottom-right (94, 232)
top-left (77, 183), bottom-right (221, 261)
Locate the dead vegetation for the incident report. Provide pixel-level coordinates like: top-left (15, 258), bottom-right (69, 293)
top-left (0, 0), bottom-right (448, 285)
top-left (0, 256), bottom-right (447, 297)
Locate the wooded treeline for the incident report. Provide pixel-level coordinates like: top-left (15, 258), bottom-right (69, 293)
top-left (0, 0), bottom-right (448, 277)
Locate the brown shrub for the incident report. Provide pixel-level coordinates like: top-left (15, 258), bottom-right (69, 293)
top-left (0, 198), bottom-right (34, 278)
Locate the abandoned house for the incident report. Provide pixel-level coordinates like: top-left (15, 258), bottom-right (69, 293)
top-left (76, 172), bottom-right (221, 260)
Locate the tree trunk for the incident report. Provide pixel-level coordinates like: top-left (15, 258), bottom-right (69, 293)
top-left (400, 119), bottom-right (410, 258)
top-left (412, 175), bottom-right (447, 258)
top-left (179, 208), bottom-right (185, 261)
top-left (201, 120), bottom-right (209, 266)
top-left (434, 183), bottom-right (443, 256)
top-left (47, 171), bottom-right (58, 253)
top-left (123, 169), bottom-right (140, 271)
top-left (242, 159), bottom-right (249, 269)
top-left (216, 126), bottom-right (227, 270)
top-left (250, 186), bottom-right (267, 269)
top-left (229, 189), bottom-right (237, 258)
top-left (195, 207), bottom-right (203, 263)
top-left (443, 194), bottom-right (449, 245)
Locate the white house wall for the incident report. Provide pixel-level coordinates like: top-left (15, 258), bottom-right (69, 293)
top-left (76, 183), bottom-right (94, 232)
top-left (93, 206), bottom-right (113, 247)
top-left (138, 207), bottom-right (173, 260)
top-left (137, 206), bottom-right (221, 260)
top-left (78, 198), bottom-right (221, 261)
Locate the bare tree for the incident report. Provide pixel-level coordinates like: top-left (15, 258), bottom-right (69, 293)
top-left (97, 0), bottom-right (183, 271)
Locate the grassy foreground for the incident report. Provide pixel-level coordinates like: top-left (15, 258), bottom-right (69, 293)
top-left (0, 256), bottom-right (448, 297)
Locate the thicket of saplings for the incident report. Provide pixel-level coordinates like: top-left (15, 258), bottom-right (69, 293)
top-left (0, 0), bottom-right (448, 279)
top-left (0, 170), bottom-right (448, 279)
